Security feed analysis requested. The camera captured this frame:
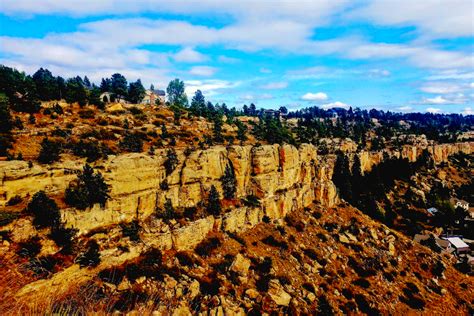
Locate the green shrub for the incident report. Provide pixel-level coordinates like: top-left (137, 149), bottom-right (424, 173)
top-left (220, 165), bottom-right (236, 199)
top-left (65, 164), bottom-right (110, 210)
top-left (164, 149), bottom-right (178, 175)
top-left (120, 220), bottom-right (141, 242)
top-left (38, 138), bottom-right (62, 164)
top-left (76, 240), bottom-right (101, 267)
top-left (0, 211), bottom-right (20, 226)
top-left (119, 132), bottom-right (143, 152)
top-left (26, 191), bottom-right (61, 229)
top-left (207, 185), bottom-right (221, 216)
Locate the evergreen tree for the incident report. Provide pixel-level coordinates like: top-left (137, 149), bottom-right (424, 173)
top-left (190, 89), bottom-right (206, 116)
top-left (77, 240), bottom-right (101, 267)
top-left (220, 164), bottom-right (237, 199)
top-left (38, 138), bottom-right (62, 164)
top-left (100, 78), bottom-right (112, 92)
top-left (207, 185), bottom-right (221, 216)
top-left (158, 198), bottom-right (175, 221)
top-left (351, 154), bottom-right (363, 200)
top-left (164, 149), bottom-right (178, 175)
top-left (166, 78), bottom-right (188, 107)
top-left (65, 77), bottom-right (88, 106)
top-left (27, 191), bottom-right (61, 229)
top-left (110, 73), bottom-right (128, 100)
top-left (127, 79), bottom-right (146, 104)
top-left (235, 120), bottom-right (247, 143)
top-left (32, 68), bottom-right (59, 100)
top-left (332, 151), bottom-right (352, 202)
top-left (0, 94), bottom-right (13, 133)
top-left (249, 103), bottom-right (256, 116)
top-left (65, 164), bottom-right (110, 209)
top-left (83, 76), bottom-right (91, 89)
top-left (88, 86), bottom-right (105, 109)
top-left (119, 132), bottom-right (143, 152)
top-left (213, 114), bottom-right (224, 142)
top-left (243, 104), bottom-right (249, 115)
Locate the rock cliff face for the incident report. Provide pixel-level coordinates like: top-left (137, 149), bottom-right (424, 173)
top-left (1, 142), bottom-right (473, 244)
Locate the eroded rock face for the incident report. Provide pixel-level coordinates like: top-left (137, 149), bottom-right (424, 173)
top-left (1, 142), bottom-right (472, 237)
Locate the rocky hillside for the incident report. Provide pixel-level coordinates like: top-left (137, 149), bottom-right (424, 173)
top-left (0, 137), bottom-right (473, 314)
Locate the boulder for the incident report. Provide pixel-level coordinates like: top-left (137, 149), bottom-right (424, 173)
top-left (229, 254), bottom-right (251, 277)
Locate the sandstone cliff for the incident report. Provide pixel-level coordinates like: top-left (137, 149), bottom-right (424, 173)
top-left (1, 142), bottom-right (473, 238)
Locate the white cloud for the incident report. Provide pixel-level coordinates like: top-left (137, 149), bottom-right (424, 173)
top-left (184, 79), bottom-right (239, 97)
top-left (301, 92), bottom-right (328, 101)
top-left (260, 68), bottom-right (272, 74)
top-left (426, 107), bottom-right (442, 113)
top-left (368, 69), bottom-right (391, 77)
top-left (173, 47), bottom-right (207, 63)
top-left (420, 94), bottom-right (467, 105)
top-left (424, 96), bottom-right (449, 104)
top-left (462, 107), bottom-right (473, 115)
top-left (261, 82), bottom-right (288, 90)
top-left (238, 93), bottom-right (273, 101)
top-left (189, 66), bottom-right (217, 76)
top-left (354, 0), bottom-right (474, 38)
top-left (420, 82), bottom-right (462, 94)
top-left (218, 55), bottom-right (240, 63)
top-left (321, 101), bottom-right (350, 109)
top-left (396, 106), bottom-right (413, 112)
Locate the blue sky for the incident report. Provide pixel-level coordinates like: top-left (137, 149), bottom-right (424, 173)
top-left (0, 0), bottom-right (473, 114)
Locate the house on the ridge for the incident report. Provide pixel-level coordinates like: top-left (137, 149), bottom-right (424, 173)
top-left (141, 89), bottom-right (166, 106)
top-left (450, 198), bottom-right (469, 211)
top-left (100, 92), bottom-right (128, 104)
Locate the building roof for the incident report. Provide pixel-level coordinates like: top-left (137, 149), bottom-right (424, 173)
top-left (445, 237), bottom-right (469, 249)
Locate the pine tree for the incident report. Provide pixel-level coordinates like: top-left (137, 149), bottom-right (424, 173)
top-left (65, 164), bottom-right (110, 209)
top-left (207, 185), bottom-right (221, 216)
top-left (77, 240), bottom-right (101, 267)
top-left (38, 138), bottom-right (62, 164)
top-left (27, 191), bottom-right (61, 229)
top-left (0, 94), bottom-right (13, 133)
top-left (221, 165), bottom-right (236, 199)
top-left (332, 151), bottom-right (352, 202)
top-left (164, 149), bottom-right (178, 175)
top-left (235, 120), bottom-right (247, 143)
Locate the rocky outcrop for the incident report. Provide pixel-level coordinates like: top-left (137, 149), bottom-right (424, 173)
top-left (1, 142), bottom-right (473, 237)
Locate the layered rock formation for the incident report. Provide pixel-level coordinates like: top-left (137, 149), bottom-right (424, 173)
top-left (1, 142), bottom-right (473, 242)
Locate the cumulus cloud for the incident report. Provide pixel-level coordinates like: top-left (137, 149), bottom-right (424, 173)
top-left (260, 82), bottom-right (288, 90)
top-left (353, 0), bottom-right (473, 38)
top-left (321, 101), bottom-right (350, 109)
top-left (396, 106), bottom-right (413, 112)
top-left (184, 79), bottom-right (239, 97)
top-left (426, 107), bottom-right (442, 113)
top-left (462, 107), bottom-right (473, 115)
top-left (238, 93), bottom-right (273, 101)
top-left (301, 92), bottom-right (328, 101)
top-left (368, 69), bottom-right (391, 77)
top-left (420, 94), bottom-right (467, 105)
top-left (173, 47), bottom-right (207, 63)
top-left (218, 55), bottom-right (240, 63)
top-left (189, 66), bottom-right (218, 76)
top-left (420, 82), bottom-right (462, 94)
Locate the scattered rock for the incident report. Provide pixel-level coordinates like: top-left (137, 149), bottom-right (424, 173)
top-left (268, 280), bottom-right (292, 306)
top-left (230, 254), bottom-right (251, 277)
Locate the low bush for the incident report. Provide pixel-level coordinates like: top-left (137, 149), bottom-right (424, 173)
top-left (17, 237), bottom-right (42, 258)
top-left (119, 132), bottom-right (143, 153)
top-left (38, 138), bottom-right (62, 164)
top-left (26, 191), bottom-right (61, 229)
top-left (120, 220), bottom-right (141, 242)
top-left (195, 237), bottom-right (221, 257)
top-left (76, 240), bottom-right (101, 267)
top-left (0, 211), bottom-right (20, 226)
top-left (65, 164), bottom-right (110, 210)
